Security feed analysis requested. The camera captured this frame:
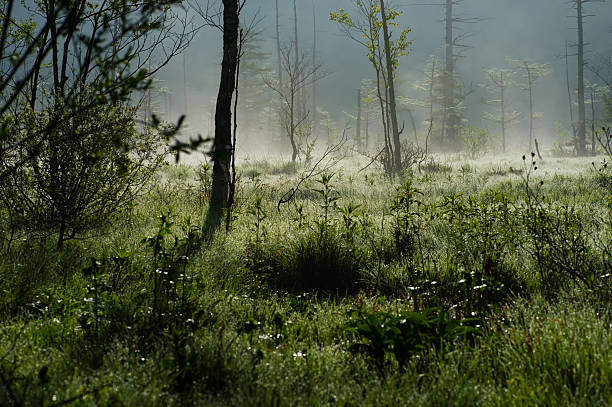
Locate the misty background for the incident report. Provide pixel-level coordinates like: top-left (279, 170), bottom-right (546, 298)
top-left (155, 0), bottom-right (612, 156)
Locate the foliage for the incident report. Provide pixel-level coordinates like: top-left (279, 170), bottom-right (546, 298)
top-left (345, 308), bottom-right (479, 373)
top-left (519, 155), bottom-right (610, 293)
top-left (0, 153), bottom-right (611, 405)
top-left (0, 99), bottom-right (165, 248)
top-left (460, 125), bottom-right (488, 159)
top-left (330, 0), bottom-right (413, 174)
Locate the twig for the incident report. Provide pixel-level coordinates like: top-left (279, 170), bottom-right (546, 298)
top-left (277, 130), bottom-right (347, 211)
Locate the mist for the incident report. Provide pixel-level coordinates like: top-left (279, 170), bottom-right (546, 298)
top-left (152, 0), bottom-right (612, 158)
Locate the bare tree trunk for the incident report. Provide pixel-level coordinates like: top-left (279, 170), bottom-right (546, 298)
top-left (428, 57), bottom-right (436, 149)
top-left (357, 87), bottom-right (361, 149)
top-left (577, 0), bottom-right (586, 155)
top-left (293, 0), bottom-right (303, 123)
top-left (591, 87), bottom-right (596, 155)
top-left (312, 0), bottom-right (317, 140)
top-left (205, 0), bottom-right (239, 233)
top-left (444, 0), bottom-right (456, 148)
top-left (365, 100), bottom-right (369, 150)
top-left (275, 0), bottom-right (283, 141)
top-left (183, 52), bottom-right (188, 117)
top-left (379, 0), bottom-right (401, 173)
top-left (565, 41), bottom-right (577, 142)
top-left (290, 89), bottom-right (298, 162)
top-left (527, 66), bottom-right (534, 152)
top-left (500, 71), bottom-right (506, 153)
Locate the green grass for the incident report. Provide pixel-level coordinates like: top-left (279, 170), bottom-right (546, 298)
top-left (0, 153), bottom-right (611, 406)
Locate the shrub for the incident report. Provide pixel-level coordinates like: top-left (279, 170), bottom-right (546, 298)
top-left (0, 98), bottom-right (165, 249)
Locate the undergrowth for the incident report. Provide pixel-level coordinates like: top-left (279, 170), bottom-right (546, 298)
top-left (0, 155), bottom-right (610, 406)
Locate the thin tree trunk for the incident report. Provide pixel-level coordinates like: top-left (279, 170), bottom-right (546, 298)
top-left (365, 101), bottom-right (369, 150)
top-left (591, 87), bottom-right (596, 155)
top-left (428, 57), bottom-right (436, 150)
top-left (500, 72), bottom-right (506, 153)
top-left (183, 52), bottom-right (188, 117)
top-left (205, 0), bottom-right (239, 233)
top-left (290, 89), bottom-right (297, 162)
top-left (565, 41), bottom-right (577, 141)
top-left (577, 0), bottom-right (586, 155)
top-left (357, 87), bottom-right (361, 148)
top-left (528, 71), bottom-right (534, 152)
top-left (312, 0), bottom-right (317, 140)
top-left (379, 0), bottom-right (401, 173)
top-left (275, 0), bottom-right (283, 141)
top-left (293, 0), bottom-right (302, 123)
top-left (444, 0), bottom-right (456, 148)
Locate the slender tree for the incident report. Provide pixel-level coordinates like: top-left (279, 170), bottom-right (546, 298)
top-left (356, 87), bottom-right (362, 149)
top-left (379, 0), bottom-right (402, 171)
top-left (482, 68), bottom-right (520, 153)
top-left (263, 42), bottom-right (323, 163)
top-left (508, 58), bottom-right (551, 152)
top-left (312, 0), bottom-right (318, 140)
top-left (569, 0), bottom-right (605, 155)
top-left (564, 41), bottom-right (577, 142)
top-left (275, 0), bottom-right (283, 141)
top-left (330, 0), bottom-right (411, 175)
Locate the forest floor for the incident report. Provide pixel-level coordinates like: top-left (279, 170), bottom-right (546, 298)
top-left (1, 151), bottom-right (611, 406)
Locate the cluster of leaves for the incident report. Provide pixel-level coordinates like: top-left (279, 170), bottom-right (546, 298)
top-left (345, 307), bottom-right (479, 373)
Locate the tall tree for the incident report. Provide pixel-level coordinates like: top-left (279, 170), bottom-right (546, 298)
top-left (413, 0), bottom-right (481, 149)
top-left (204, 0), bottom-right (239, 232)
top-left (443, 0), bottom-right (455, 146)
top-left (312, 0), bottom-right (318, 140)
top-left (508, 58), bottom-right (551, 152)
top-left (482, 68), bottom-right (520, 153)
top-left (356, 88), bottom-right (362, 148)
top-left (275, 0), bottom-right (283, 141)
top-left (570, 0), bottom-right (605, 155)
top-left (379, 0), bottom-right (402, 172)
top-left (331, 0), bottom-right (411, 175)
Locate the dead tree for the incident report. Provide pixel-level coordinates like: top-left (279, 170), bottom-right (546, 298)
top-left (569, 0), bottom-right (605, 155)
top-left (482, 68), bottom-right (520, 153)
top-left (508, 58), bottom-right (551, 153)
top-left (264, 42), bottom-right (324, 163)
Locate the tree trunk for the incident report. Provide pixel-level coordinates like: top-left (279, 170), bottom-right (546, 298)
top-left (565, 41), bottom-right (577, 142)
top-left (365, 101), bottom-right (369, 150)
top-left (591, 87), bottom-right (596, 155)
top-left (500, 72), bottom-right (506, 153)
top-left (275, 0), bottom-right (283, 142)
top-left (312, 0), bottom-right (317, 140)
top-left (577, 0), bottom-right (586, 155)
top-left (525, 62), bottom-right (533, 152)
top-left (293, 0), bottom-right (303, 123)
top-left (356, 87), bottom-right (361, 148)
top-left (290, 89), bottom-right (298, 162)
top-left (528, 68), bottom-right (534, 152)
top-left (379, 0), bottom-right (401, 173)
top-left (444, 0), bottom-right (456, 148)
top-left (205, 0), bottom-right (239, 233)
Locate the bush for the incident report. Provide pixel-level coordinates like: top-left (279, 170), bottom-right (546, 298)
top-left (0, 98), bottom-right (165, 249)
